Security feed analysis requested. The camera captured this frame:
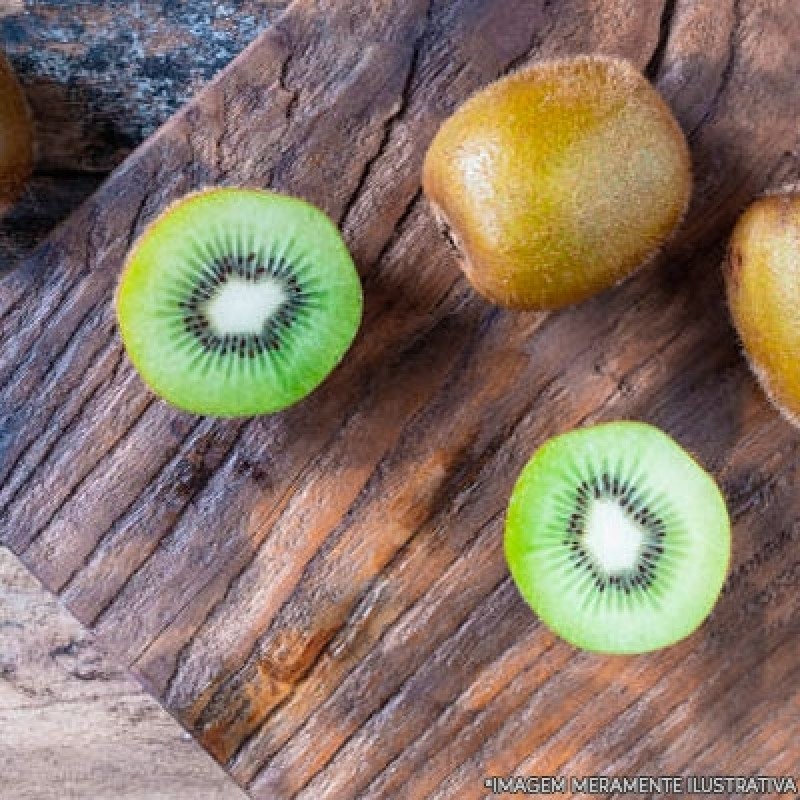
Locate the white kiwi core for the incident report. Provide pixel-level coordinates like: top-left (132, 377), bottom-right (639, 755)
top-left (205, 276), bottom-right (287, 336)
top-left (583, 498), bottom-right (644, 573)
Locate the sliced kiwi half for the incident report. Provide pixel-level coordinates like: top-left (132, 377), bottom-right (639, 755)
top-left (116, 188), bottom-right (362, 417)
top-left (505, 422), bottom-right (730, 654)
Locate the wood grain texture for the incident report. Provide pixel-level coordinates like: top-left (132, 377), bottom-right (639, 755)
top-left (0, 546), bottom-right (246, 799)
top-left (1, 0), bottom-right (799, 797)
top-left (0, 0), bottom-right (287, 269)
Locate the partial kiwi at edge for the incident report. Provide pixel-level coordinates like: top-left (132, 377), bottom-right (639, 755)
top-left (725, 188), bottom-right (800, 427)
top-left (0, 51), bottom-right (33, 214)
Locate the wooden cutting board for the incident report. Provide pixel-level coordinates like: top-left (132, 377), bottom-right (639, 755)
top-left (2, 1), bottom-right (799, 796)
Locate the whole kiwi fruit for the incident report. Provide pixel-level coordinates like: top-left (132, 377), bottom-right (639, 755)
top-left (0, 51), bottom-right (33, 214)
top-left (423, 56), bottom-right (691, 310)
top-left (725, 188), bottom-right (800, 426)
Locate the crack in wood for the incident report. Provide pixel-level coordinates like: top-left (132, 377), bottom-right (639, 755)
top-left (56, 416), bottom-right (212, 606)
top-left (366, 188), bottom-right (424, 272)
top-left (89, 416), bottom-right (252, 632)
top-left (0, 338), bottom-right (125, 538)
top-left (689, 0), bottom-right (741, 140)
top-left (339, 0), bottom-right (432, 230)
top-left (124, 189), bottom-right (153, 255)
top-left (276, 32), bottom-right (300, 131)
top-left (18, 394), bottom-right (157, 553)
top-left (0, 303), bottom-right (119, 513)
top-left (645, 0), bottom-right (678, 83)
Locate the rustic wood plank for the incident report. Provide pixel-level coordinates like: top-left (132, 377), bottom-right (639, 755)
top-left (0, 545), bottom-right (247, 799)
top-left (1, 0), bottom-right (799, 797)
top-left (0, 0), bottom-right (288, 269)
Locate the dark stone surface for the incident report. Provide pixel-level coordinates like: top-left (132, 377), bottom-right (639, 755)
top-left (0, 0), bottom-right (288, 270)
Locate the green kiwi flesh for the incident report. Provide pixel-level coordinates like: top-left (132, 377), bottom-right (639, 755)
top-left (505, 422), bottom-right (730, 654)
top-left (116, 188), bottom-right (363, 417)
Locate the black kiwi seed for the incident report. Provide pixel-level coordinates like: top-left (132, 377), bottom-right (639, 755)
top-left (180, 253), bottom-right (310, 357)
top-left (561, 474), bottom-right (666, 593)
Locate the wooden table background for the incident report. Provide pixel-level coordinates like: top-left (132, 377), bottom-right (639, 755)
top-left (1, 1), bottom-right (799, 799)
top-left (0, 546), bottom-right (246, 799)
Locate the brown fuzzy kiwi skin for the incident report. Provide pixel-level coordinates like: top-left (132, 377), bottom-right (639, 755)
top-left (422, 55), bottom-right (692, 312)
top-left (0, 51), bottom-right (33, 215)
top-left (724, 187), bottom-right (800, 428)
